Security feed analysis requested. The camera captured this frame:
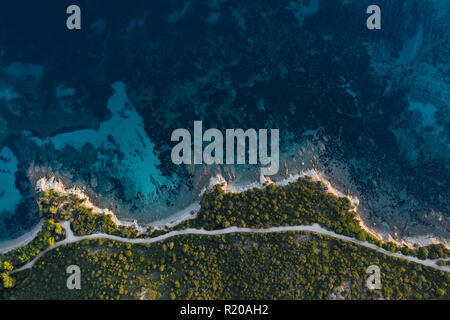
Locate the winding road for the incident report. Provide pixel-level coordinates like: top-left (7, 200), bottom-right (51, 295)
top-left (11, 221), bottom-right (450, 274)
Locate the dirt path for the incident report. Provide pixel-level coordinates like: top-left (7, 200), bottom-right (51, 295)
top-left (12, 221), bottom-right (450, 274)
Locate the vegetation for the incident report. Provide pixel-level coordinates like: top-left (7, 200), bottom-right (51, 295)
top-left (176, 178), bottom-right (449, 260)
top-left (36, 178), bottom-right (450, 261)
top-left (1, 178), bottom-right (448, 299)
top-left (1, 232), bottom-right (448, 300)
top-left (40, 189), bottom-right (140, 238)
top-left (0, 219), bottom-right (65, 288)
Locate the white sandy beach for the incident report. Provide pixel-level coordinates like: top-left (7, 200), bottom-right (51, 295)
top-left (0, 219), bottom-right (44, 254)
top-left (1, 168), bottom-right (448, 255)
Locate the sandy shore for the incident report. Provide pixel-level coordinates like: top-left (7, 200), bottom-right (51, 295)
top-left (2, 169), bottom-right (448, 255)
top-left (0, 219), bottom-right (44, 254)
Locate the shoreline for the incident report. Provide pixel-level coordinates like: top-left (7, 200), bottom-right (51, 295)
top-left (1, 169), bottom-right (449, 254)
top-left (0, 220), bottom-right (44, 255)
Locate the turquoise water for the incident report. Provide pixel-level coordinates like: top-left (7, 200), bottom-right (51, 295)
top-left (0, 147), bottom-right (21, 215)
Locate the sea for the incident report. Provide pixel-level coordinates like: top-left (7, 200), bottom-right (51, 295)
top-left (0, 0), bottom-right (448, 243)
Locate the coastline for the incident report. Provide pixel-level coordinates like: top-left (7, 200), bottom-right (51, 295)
top-left (1, 169), bottom-right (448, 255)
top-left (0, 219), bottom-right (44, 255)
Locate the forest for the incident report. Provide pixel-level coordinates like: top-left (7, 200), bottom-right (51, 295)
top-left (2, 232), bottom-right (448, 300)
top-left (1, 177), bottom-right (448, 299)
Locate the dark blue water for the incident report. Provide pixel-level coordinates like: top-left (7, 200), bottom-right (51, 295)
top-left (0, 0), bottom-right (448, 241)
